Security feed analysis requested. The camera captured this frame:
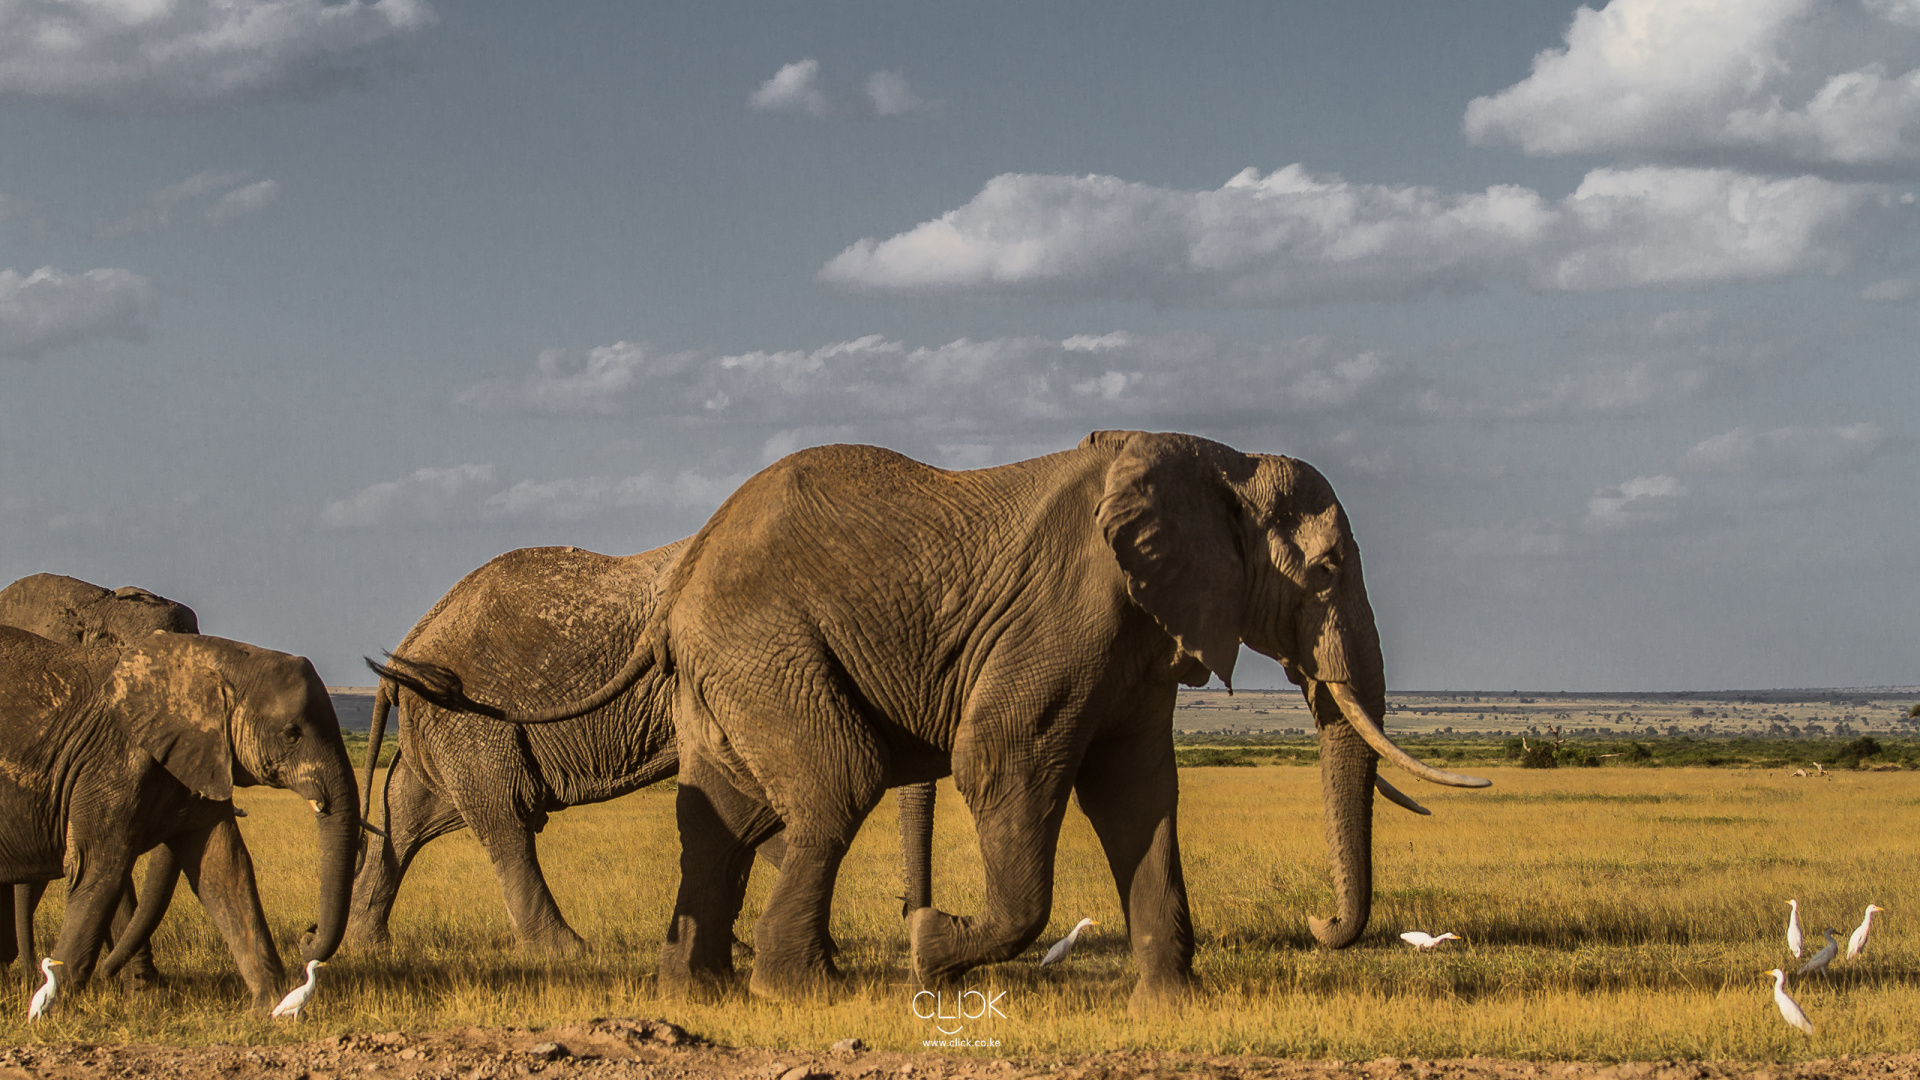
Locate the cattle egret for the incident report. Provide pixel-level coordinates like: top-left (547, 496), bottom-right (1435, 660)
top-left (1765, 968), bottom-right (1813, 1036)
top-left (1399, 931), bottom-right (1460, 951)
top-left (1797, 928), bottom-right (1839, 976)
top-left (1040, 918), bottom-right (1097, 967)
top-left (1786, 899), bottom-right (1804, 958)
top-left (271, 959), bottom-right (325, 1020)
top-left (1848, 904), bottom-right (1885, 959)
top-left (26, 957), bottom-right (62, 1022)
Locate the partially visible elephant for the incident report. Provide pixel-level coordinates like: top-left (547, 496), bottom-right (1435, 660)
top-left (0, 573), bottom-right (199, 984)
top-left (0, 627), bottom-right (361, 1009)
top-left (384, 431), bottom-right (1489, 1010)
top-left (359, 541), bottom-right (937, 955)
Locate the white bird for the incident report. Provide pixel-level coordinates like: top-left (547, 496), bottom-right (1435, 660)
top-left (271, 959), bottom-right (325, 1020)
top-left (1786, 899), bottom-right (1804, 958)
top-left (1847, 904), bottom-right (1885, 959)
top-left (1039, 918), bottom-right (1097, 967)
top-left (27, 957), bottom-right (62, 1022)
top-left (1765, 968), bottom-right (1813, 1036)
top-left (1797, 928), bottom-right (1840, 977)
top-left (1399, 931), bottom-right (1461, 951)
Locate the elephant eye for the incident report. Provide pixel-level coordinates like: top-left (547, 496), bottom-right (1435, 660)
top-left (281, 723), bottom-right (302, 742)
top-left (1305, 560), bottom-right (1338, 593)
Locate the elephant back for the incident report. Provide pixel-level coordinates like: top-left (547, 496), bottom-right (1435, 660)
top-left (0, 574), bottom-right (199, 647)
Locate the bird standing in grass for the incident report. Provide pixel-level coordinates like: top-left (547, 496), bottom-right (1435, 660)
top-left (1786, 899), bottom-right (1804, 958)
top-left (1399, 931), bottom-right (1460, 951)
top-left (27, 957), bottom-right (62, 1022)
top-left (272, 960), bottom-right (325, 1020)
top-left (1797, 928), bottom-right (1840, 976)
top-left (1847, 904), bottom-right (1885, 959)
top-left (1040, 918), bottom-right (1097, 967)
top-left (1765, 969), bottom-right (1813, 1036)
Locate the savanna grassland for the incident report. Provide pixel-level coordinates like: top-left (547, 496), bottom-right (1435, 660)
top-left (7, 711), bottom-right (1920, 1068)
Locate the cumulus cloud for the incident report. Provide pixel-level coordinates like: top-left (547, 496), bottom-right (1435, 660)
top-left (320, 463), bottom-right (494, 528)
top-left (1680, 422), bottom-right (1888, 474)
top-left (1464, 0), bottom-right (1920, 173)
top-left (321, 462), bottom-right (747, 527)
top-left (818, 165), bottom-right (1907, 304)
top-left (0, 265), bottom-right (155, 359)
top-left (749, 58), bottom-right (829, 117)
top-left (1586, 474), bottom-right (1687, 529)
top-left (864, 70), bottom-right (923, 115)
top-left (0, 0), bottom-right (435, 111)
top-left (454, 330), bottom-right (1428, 432)
top-left (96, 171), bottom-right (280, 238)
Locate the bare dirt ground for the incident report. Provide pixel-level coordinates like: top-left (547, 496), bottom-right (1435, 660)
top-left (0, 1019), bottom-right (1905, 1080)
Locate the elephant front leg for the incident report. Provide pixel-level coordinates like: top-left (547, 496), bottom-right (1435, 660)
top-left (1073, 730), bottom-right (1194, 1013)
top-left (910, 767), bottom-right (1071, 986)
top-left (107, 870), bottom-right (164, 989)
top-left (171, 816), bottom-right (285, 1011)
top-left (50, 853), bottom-right (136, 991)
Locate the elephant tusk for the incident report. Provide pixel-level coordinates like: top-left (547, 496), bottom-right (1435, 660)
top-left (1328, 682), bottom-right (1491, 789)
top-left (359, 819), bottom-right (388, 838)
top-left (1374, 775), bottom-right (1431, 815)
top-left (308, 799), bottom-right (324, 814)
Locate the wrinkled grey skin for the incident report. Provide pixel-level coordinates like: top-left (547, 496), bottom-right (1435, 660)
top-left (0, 574), bottom-right (200, 984)
top-left (0, 628), bottom-right (360, 1010)
top-left (382, 431), bottom-right (1487, 1013)
top-left (357, 542), bottom-right (936, 955)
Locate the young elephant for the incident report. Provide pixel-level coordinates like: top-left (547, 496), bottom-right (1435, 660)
top-left (0, 573), bottom-right (200, 984)
top-left (0, 627), bottom-right (361, 1009)
top-left (357, 542), bottom-right (937, 954)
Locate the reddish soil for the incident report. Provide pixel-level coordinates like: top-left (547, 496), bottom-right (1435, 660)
top-left (0, 1018), bottom-right (1906, 1080)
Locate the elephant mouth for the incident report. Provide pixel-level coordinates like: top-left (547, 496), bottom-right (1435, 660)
top-left (1324, 681), bottom-right (1490, 789)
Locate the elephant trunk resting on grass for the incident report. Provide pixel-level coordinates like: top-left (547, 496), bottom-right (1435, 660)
top-left (377, 431), bottom-right (1486, 1012)
top-left (357, 541), bottom-right (937, 955)
top-left (0, 572), bottom-right (202, 986)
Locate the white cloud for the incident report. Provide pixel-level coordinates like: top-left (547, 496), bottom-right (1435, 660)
top-left (0, 265), bottom-right (155, 359)
top-left (0, 0), bottom-right (435, 110)
top-left (1464, 0), bottom-right (1920, 173)
top-left (96, 171), bottom-right (279, 238)
top-left (1681, 422), bottom-right (1888, 474)
top-left (818, 165), bottom-right (1906, 304)
top-left (320, 463), bottom-right (494, 528)
top-left (205, 178), bottom-right (281, 226)
top-left (454, 331), bottom-right (1427, 432)
top-left (749, 58), bottom-right (829, 117)
top-left (864, 70), bottom-right (923, 115)
top-left (1587, 474), bottom-right (1688, 529)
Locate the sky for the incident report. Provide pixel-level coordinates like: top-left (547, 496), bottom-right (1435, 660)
top-left (0, 0), bottom-right (1914, 693)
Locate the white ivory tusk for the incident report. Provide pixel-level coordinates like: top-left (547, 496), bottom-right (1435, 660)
top-left (1328, 682), bottom-right (1491, 789)
top-left (1374, 774), bottom-right (1431, 815)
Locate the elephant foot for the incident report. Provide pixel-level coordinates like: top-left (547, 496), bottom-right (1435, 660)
top-left (746, 955), bottom-right (841, 1002)
top-left (118, 957), bottom-right (165, 992)
top-left (342, 923), bottom-right (393, 952)
top-left (517, 930), bottom-right (589, 957)
top-left (908, 906), bottom-right (974, 985)
top-left (1127, 972), bottom-right (1195, 1018)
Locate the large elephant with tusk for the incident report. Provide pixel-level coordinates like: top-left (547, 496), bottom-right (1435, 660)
top-left (377, 431), bottom-right (1488, 1012)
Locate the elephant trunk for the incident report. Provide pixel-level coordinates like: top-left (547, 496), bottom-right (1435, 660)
top-left (1309, 679), bottom-right (1377, 948)
top-left (300, 746), bottom-right (362, 964)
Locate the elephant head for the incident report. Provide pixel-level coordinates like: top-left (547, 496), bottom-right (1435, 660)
top-left (108, 634), bottom-right (361, 963)
top-left (1094, 431), bottom-right (1486, 948)
top-left (0, 573), bottom-right (199, 647)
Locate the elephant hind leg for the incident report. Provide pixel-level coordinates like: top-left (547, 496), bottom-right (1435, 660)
top-left (107, 869), bottom-right (164, 989)
top-left (659, 754), bottom-right (780, 997)
top-left (347, 759), bottom-right (465, 951)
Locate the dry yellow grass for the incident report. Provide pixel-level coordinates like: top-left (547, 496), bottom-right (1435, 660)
top-left (7, 764), bottom-right (1916, 1062)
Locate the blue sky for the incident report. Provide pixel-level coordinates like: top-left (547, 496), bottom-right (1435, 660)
top-left (1, 0), bottom-right (1914, 692)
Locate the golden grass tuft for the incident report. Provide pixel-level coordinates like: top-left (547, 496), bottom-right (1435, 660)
top-left (5, 764), bottom-right (1915, 1062)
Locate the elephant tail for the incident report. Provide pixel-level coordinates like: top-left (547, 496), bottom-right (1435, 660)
top-left (363, 624), bottom-right (668, 725)
top-left (98, 849), bottom-right (179, 980)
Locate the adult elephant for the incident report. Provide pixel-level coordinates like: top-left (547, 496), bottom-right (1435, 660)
top-left (381, 431), bottom-right (1487, 1011)
top-left (0, 573), bottom-right (199, 984)
top-left (0, 627), bottom-right (360, 1009)
top-left (358, 541), bottom-right (937, 954)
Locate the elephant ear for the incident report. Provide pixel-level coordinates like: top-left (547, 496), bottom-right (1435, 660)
top-left (1095, 431), bottom-right (1252, 689)
top-left (109, 638), bottom-right (234, 802)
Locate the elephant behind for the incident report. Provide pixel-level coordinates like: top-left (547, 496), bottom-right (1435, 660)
top-left (357, 541), bottom-right (936, 955)
top-left (0, 627), bottom-right (361, 1009)
top-left (0, 573), bottom-right (200, 984)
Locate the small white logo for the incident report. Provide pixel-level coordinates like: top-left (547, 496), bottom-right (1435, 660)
top-left (911, 987), bottom-right (1008, 1047)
